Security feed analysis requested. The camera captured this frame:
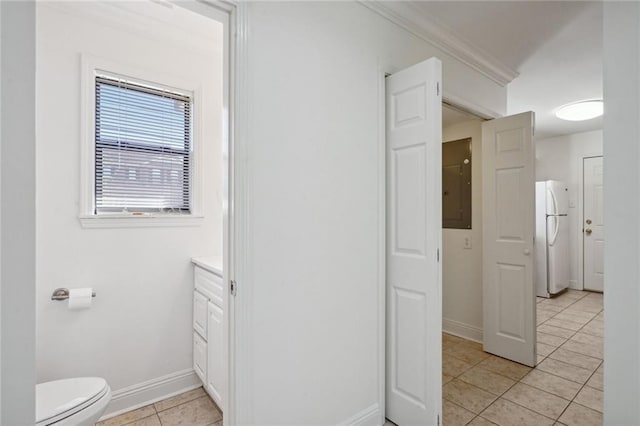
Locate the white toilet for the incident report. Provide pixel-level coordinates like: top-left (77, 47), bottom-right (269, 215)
top-left (36, 377), bottom-right (111, 426)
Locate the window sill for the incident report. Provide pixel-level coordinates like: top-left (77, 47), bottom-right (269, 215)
top-left (79, 214), bottom-right (204, 229)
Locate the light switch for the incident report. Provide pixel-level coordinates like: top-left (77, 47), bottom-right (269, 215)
top-left (464, 236), bottom-right (472, 249)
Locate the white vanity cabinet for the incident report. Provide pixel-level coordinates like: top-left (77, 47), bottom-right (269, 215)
top-left (192, 257), bottom-right (225, 411)
top-left (207, 302), bottom-right (224, 403)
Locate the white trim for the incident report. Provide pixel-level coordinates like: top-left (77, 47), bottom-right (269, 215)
top-left (339, 404), bottom-right (381, 426)
top-left (569, 279), bottom-right (579, 290)
top-left (79, 54), bottom-right (204, 227)
top-left (359, 1), bottom-right (519, 87)
top-left (376, 66), bottom-right (387, 426)
top-left (99, 369), bottom-right (201, 420)
top-left (79, 215), bottom-right (204, 229)
top-left (442, 318), bottom-right (483, 344)
top-left (578, 154), bottom-right (604, 292)
top-left (442, 92), bottom-right (501, 121)
top-left (228, 2), bottom-right (251, 425)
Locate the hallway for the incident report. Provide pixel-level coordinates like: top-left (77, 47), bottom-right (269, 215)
top-left (442, 290), bottom-right (603, 425)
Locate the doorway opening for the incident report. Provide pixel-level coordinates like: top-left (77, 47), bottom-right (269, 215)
top-left (33, 1), bottom-right (238, 425)
top-left (383, 57), bottom-right (605, 426)
top-left (440, 104), bottom-right (605, 424)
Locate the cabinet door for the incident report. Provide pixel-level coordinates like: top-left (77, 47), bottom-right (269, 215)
top-left (193, 291), bottom-right (208, 339)
top-left (193, 332), bottom-right (207, 385)
top-left (207, 302), bottom-right (224, 408)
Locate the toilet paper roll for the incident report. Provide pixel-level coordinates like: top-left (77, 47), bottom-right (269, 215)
top-left (68, 288), bottom-right (93, 310)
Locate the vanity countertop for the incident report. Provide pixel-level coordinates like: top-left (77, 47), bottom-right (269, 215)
top-left (191, 256), bottom-right (223, 277)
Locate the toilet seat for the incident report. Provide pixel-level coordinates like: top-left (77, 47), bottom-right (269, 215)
top-left (36, 377), bottom-right (110, 425)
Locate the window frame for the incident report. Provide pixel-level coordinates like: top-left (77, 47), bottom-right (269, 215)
top-left (80, 54), bottom-right (204, 228)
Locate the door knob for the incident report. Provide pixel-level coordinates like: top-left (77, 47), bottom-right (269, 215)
top-left (585, 228), bottom-right (593, 235)
top-left (523, 249), bottom-right (531, 255)
top-left (586, 219), bottom-right (592, 225)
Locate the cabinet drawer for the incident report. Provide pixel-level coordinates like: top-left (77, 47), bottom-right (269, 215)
top-left (193, 331), bottom-right (207, 385)
top-left (195, 266), bottom-right (224, 308)
top-left (193, 291), bottom-right (208, 339)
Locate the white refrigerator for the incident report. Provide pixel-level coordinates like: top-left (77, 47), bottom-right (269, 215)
top-left (535, 180), bottom-right (570, 298)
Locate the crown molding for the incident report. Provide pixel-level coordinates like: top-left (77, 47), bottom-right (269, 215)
top-left (359, 1), bottom-right (519, 87)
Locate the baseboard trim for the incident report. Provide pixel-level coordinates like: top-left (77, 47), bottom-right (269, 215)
top-left (100, 369), bottom-right (202, 420)
top-left (443, 318), bottom-right (483, 343)
top-left (569, 280), bottom-right (580, 290)
top-left (340, 403), bottom-right (381, 426)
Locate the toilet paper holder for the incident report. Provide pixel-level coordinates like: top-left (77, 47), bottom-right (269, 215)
top-left (51, 288), bottom-right (96, 301)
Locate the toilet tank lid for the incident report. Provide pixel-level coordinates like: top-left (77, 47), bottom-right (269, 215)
top-left (36, 377), bottom-right (107, 423)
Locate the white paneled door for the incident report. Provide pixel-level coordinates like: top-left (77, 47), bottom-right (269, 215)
top-left (482, 112), bottom-right (536, 367)
top-left (583, 156), bottom-right (604, 292)
top-left (386, 58), bottom-right (442, 426)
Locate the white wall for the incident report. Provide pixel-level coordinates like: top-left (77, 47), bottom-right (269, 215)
top-left (535, 129), bottom-right (603, 289)
top-left (603, 2), bottom-right (640, 423)
top-left (442, 119), bottom-right (483, 342)
top-left (35, 2), bottom-right (222, 411)
top-left (1, 2), bottom-right (36, 424)
top-left (236, 2), bottom-right (506, 424)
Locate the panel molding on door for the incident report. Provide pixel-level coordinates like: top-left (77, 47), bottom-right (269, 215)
top-left (583, 156), bottom-right (604, 292)
top-left (482, 111), bottom-right (536, 367)
top-left (386, 57), bottom-right (442, 426)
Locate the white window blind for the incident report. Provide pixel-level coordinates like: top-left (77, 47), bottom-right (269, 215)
top-left (95, 75), bottom-right (192, 214)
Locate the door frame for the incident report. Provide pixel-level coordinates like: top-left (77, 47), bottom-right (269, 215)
top-left (171, 1), bottom-right (247, 424)
top-left (577, 154), bottom-right (604, 291)
top-left (0, 0), bottom-right (248, 423)
top-left (1, 2), bottom-right (37, 423)
top-left (377, 64), bottom-right (501, 422)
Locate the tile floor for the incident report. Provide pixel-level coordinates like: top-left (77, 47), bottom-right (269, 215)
top-left (105, 291), bottom-right (601, 426)
top-left (441, 289), bottom-right (603, 426)
top-left (96, 387), bottom-right (222, 426)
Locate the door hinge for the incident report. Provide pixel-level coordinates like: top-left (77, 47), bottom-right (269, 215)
top-left (436, 82), bottom-right (440, 96)
top-left (230, 280), bottom-right (237, 296)
top-left (437, 248), bottom-right (440, 262)
top-left (437, 414), bottom-right (440, 426)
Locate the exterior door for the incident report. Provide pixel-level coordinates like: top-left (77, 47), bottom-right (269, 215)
top-left (482, 112), bottom-right (536, 367)
top-left (386, 58), bottom-right (442, 426)
top-left (583, 156), bottom-right (604, 292)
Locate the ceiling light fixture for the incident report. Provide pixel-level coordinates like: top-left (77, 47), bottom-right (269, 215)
top-left (555, 100), bottom-right (603, 121)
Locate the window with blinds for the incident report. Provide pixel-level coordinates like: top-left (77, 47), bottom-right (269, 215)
top-left (94, 75), bottom-right (192, 214)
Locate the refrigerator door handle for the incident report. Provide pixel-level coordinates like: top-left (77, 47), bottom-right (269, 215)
top-left (547, 188), bottom-right (560, 247)
top-left (549, 217), bottom-right (560, 246)
top-left (548, 188), bottom-right (560, 246)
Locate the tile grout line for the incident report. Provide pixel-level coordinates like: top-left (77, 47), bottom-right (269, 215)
top-left (444, 291), bottom-right (603, 424)
top-left (118, 405), bottom-right (158, 426)
top-left (445, 349), bottom-right (543, 423)
top-left (105, 388), bottom-right (223, 426)
top-left (443, 347), bottom-right (528, 424)
top-left (552, 299), bottom-right (604, 419)
top-left (558, 358), bottom-right (604, 419)
top-left (536, 292), bottom-right (604, 422)
top-left (157, 392), bottom-right (218, 414)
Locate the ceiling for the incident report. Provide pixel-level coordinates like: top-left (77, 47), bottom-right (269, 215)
top-left (411, 1), bottom-right (603, 139)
